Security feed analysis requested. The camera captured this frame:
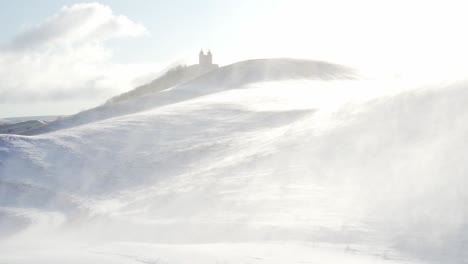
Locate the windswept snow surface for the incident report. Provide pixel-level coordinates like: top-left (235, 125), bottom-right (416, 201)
top-left (24, 59), bottom-right (355, 135)
top-left (0, 120), bottom-right (48, 134)
top-left (0, 59), bottom-right (466, 263)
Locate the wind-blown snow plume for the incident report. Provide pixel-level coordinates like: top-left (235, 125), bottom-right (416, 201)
top-left (1, 59), bottom-right (467, 263)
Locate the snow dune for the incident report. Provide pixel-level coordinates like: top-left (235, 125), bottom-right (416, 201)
top-left (1, 58), bottom-right (467, 263)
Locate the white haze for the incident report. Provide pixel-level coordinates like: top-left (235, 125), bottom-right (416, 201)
top-left (1, 57), bottom-right (468, 263)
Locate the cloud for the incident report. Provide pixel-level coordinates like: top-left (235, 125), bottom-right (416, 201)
top-left (6, 3), bottom-right (147, 51)
top-left (0, 2), bottom-right (158, 112)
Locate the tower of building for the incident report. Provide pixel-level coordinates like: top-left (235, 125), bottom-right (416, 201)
top-left (206, 50), bottom-right (212, 65)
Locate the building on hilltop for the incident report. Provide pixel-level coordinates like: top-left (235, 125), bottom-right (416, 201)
top-left (199, 49), bottom-right (218, 69)
top-left (168, 49), bottom-right (218, 81)
top-left (107, 50), bottom-right (220, 104)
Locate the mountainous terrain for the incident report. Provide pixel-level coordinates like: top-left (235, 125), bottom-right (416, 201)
top-left (1, 58), bottom-right (467, 263)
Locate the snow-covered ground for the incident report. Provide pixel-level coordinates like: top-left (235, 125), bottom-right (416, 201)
top-left (0, 120), bottom-right (48, 134)
top-left (0, 115), bottom-right (59, 125)
top-left (0, 116), bottom-right (59, 134)
top-left (0, 59), bottom-right (466, 263)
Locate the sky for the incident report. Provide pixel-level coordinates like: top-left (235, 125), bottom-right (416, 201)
top-left (1, 0), bottom-right (468, 118)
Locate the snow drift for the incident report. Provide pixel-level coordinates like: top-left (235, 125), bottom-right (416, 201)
top-left (1, 58), bottom-right (467, 263)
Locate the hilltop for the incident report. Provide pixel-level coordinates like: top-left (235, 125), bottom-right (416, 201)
top-left (23, 58), bottom-right (355, 135)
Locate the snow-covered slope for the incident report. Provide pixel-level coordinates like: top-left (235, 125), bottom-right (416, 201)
top-left (0, 116), bottom-right (58, 134)
top-left (0, 116), bottom-right (58, 125)
top-left (25, 59), bottom-right (355, 135)
top-left (0, 120), bottom-right (48, 134)
top-left (0, 58), bottom-right (467, 263)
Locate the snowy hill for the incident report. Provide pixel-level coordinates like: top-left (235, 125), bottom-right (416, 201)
top-left (24, 59), bottom-right (355, 135)
top-left (0, 116), bottom-right (58, 134)
top-left (107, 63), bottom-right (219, 104)
top-left (0, 116), bottom-right (58, 125)
top-left (0, 58), bottom-right (467, 263)
top-left (0, 120), bottom-right (48, 134)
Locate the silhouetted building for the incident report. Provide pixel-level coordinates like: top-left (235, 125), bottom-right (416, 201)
top-left (199, 49), bottom-right (215, 67)
top-left (176, 50), bottom-right (218, 77)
